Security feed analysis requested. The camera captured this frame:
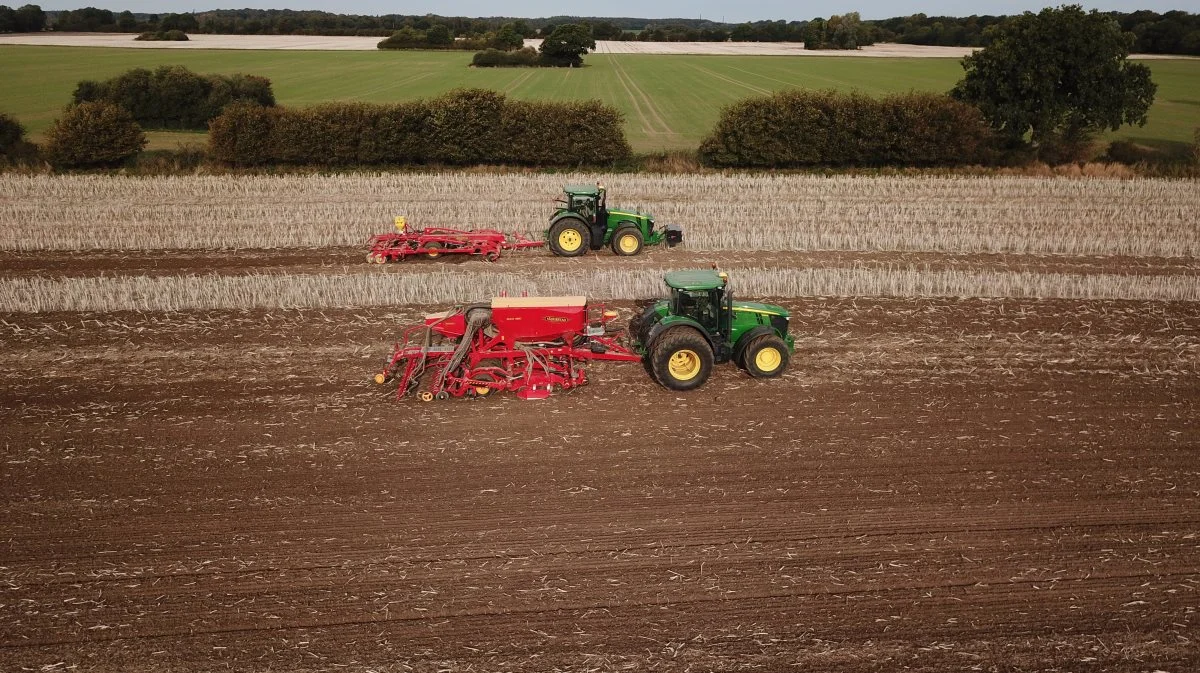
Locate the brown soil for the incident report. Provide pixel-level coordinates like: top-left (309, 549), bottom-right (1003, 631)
top-left (2, 294), bottom-right (1197, 672)
top-left (3, 247), bottom-right (1198, 279)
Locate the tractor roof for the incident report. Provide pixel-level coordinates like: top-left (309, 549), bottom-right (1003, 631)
top-left (563, 184), bottom-right (602, 196)
top-left (664, 270), bottom-right (725, 291)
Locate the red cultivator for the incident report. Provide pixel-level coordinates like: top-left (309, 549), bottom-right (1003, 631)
top-left (367, 217), bottom-right (543, 264)
top-left (374, 296), bottom-right (642, 401)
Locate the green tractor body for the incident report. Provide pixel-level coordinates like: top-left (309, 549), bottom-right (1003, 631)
top-left (631, 270), bottom-right (795, 390)
top-left (547, 184), bottom-right (683, 257)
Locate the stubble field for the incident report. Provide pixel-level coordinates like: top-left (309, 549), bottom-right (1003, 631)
top-left (1, 172), bottom-right (1198, 671)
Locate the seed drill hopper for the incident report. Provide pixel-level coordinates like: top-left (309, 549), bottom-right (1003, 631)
top-left (374, 296), bottom-right (642, 401)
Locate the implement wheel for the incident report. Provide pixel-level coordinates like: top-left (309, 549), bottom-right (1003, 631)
top-left (650, 328), bottom-right (713, 391)
top-left (611, 225), bottom-right (644, 256)
top-left (470, 359), bottom-right (503, 397)
top-left (426, 242), bottom-right (444, 259)
top-left (742, 335), bottom-right (789, 378)
top-left (548, 219), bottom-right (590, 257)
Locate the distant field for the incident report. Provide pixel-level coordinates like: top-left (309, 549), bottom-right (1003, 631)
top-left (0, 45), bottom-right (1195, 152)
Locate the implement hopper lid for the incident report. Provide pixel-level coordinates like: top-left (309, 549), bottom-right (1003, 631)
top-left (491, 296), bottom-right (587, 309)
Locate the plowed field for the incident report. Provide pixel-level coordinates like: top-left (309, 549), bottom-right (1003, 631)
top-left (2, 247), bottom-right (1198, 670)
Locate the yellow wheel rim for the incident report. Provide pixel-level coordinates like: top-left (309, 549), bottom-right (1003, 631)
top-left (558, 229), bottom-right (583, 252)
top-left (474, 385), bottom-right (492, 396)
top-left (667, 349), bottom-right (702, 381)
top-left (618, 233), bottom-right (640, 254)
top-left (755, 347), bottom-right (782, 372)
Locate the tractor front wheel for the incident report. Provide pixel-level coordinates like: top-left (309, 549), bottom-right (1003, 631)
top-left (650, 328), bottom-right (713, 391)
top-left (611, 225), bottom-right (644, 256)
top-left (742, 335), bottom-right (789, 378)
top-left (548, 220), bottom-right (590, 257)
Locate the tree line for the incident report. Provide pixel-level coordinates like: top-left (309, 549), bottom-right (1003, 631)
top-left (6, 7), bottom-right (1198, 55)
top-left (0, 7), bottom-right (1190, 170)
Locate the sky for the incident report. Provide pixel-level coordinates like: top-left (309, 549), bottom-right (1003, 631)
top-left (40, 1), bottom-right (1196, 22)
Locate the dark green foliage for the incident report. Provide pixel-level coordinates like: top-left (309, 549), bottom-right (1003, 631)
top-left (730, 20), bottom-right (805, 42)
top-left (49, 6), bottom-right (112, 31)
top-left (539, 24), bottom-right (595, 66)
top-left (698, 89), bottom-right (992, 168)
top-left (376, 24), bottom-right (522, 51)
top-left (72, 66), bottom-right (274, 130)
top-left (377, 26), bottom-right (425, 48)
top-left (873, 14), bottom-right (1007, 47)
top-left (499, 99), bottom-right (632, 165)
top-left (0, 4), bottom-right (45, 32)
top-left (135, 29), bottom-right (189, 41)
top-left (159, 13), bottom-right (197, 32)
top-left (803, 13), bottom-right (875, 50)
top-left (952, 5), bottom-right (1156, 162)
top-left (0, 111), bottom-right (25, 155)
top-left (471, 47), bottom-right (543, 67)
top-left (43, 101), bottom-right (146, 167)
top-left (493, 22), bottom-right (525, 49)
top-left (206, 103), bottom-right (279, 165)
top-left (425, 23), bottom-right (452, 45)
top-left (423, 88), bottom-right (505, 164)
top-left (23, 6), bottom-right (1200, 56)
top-left (207, 88), bottom-right (630, 167)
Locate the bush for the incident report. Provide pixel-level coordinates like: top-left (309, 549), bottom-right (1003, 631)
top-left (73, 66), bottom-right (275, 130)
top-left (1105, 139), bottom-right (1159, 165)
top-left (207, 88), bottom-right (631, 167)
top-left (43, 102), bottom-right (147, 168)
top-left (0, 112), bottom-right (25, 156)
top-left (500, 99), bottom-right (632, 165)
top-left (698, 89), bottom-right (993, 167)
top-left (472, 47), bottom-right (542, 67)
top-left (206, 103), bottom-right (280, 165)
top-left (134, 30), bottom-right (189, 41)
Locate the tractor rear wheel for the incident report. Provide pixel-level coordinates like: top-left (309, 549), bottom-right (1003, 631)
top-left (650, 328), bottom-right (713, 391)
top-left (742, 335), bottom-right (789, 378)
top-left (548, 219), bottom-right (590, 257)
top-left (611, 225), bottom-right (644, 256)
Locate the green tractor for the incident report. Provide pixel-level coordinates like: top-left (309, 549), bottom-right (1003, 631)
top-left (547, 183), bottom-right (683, 257)
top-left (631, 270), bottom-right (794, 391)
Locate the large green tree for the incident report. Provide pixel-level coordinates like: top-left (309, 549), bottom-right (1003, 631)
top-left (539, 23), bottom-right (594, 66)
top-left (952, 4), bottom-right (1156, 160)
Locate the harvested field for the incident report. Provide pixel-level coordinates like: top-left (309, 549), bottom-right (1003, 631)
top-left (0, 34), bottom-right (976, 56)
top-left (1, 170), bottom-right (1198, 671)
top-left (3, 174), bottom-right (1198, 256)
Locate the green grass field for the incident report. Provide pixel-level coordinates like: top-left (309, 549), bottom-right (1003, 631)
top-left (0, 45), bottom-right (1196, 153)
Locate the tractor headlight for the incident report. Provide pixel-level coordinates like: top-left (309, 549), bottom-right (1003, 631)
top-left (771, 315), bottom-right (789, 336)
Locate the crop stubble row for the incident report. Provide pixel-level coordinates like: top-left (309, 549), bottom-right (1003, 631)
top-left (3, 267), bottom-right (1198, 312)
top-left (2, 173), bottom-right (1197, 256)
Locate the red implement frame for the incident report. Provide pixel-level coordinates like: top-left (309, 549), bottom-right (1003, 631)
top-left (367, 227), bottom-right (543, 264)
top-left (374, 301), bottom-right (642, 401)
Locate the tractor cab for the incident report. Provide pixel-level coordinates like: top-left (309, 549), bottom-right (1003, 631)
top-left (667, 270), bottom-right (732, 339)
top-left (559, 184), bottom-right (606, 225)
